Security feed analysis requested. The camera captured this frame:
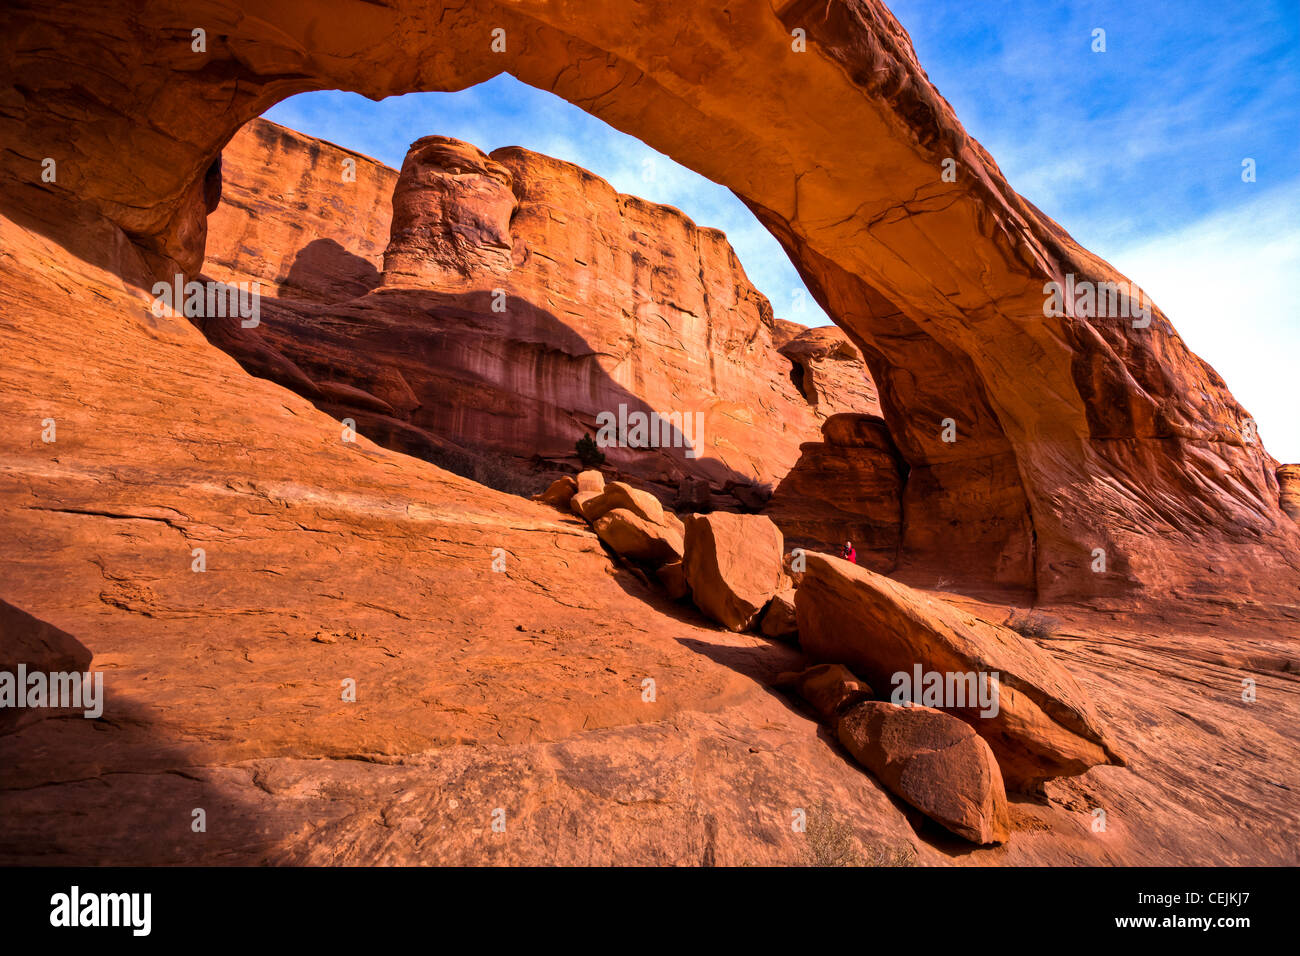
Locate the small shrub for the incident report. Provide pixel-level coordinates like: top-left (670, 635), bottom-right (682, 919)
top-left (576, 433), bottom-right (606, 468)
top-left (421, 445), bottom-right (535, 498)
top-left (1006, 609), bottom-right (1061, 640)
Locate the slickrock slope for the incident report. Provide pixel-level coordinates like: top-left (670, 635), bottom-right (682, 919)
top-left (2, 211), bottom-right (1298, 865)
top-left (7, 0), bottom-right (1296, 603)
top-left (205, 121), bottom-right (852, 493)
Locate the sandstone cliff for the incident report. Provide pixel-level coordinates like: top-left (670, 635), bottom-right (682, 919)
top-left (204, 119), bottom-right (882, 498)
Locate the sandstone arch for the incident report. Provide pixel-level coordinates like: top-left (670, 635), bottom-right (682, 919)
top-left (3, 0), bottom-right (1296, 604)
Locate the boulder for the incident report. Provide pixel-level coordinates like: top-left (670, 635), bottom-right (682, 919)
top-left (576, 470), bottom-right (606, 495)
top-left (760, 589), bottom-right (799, 640)
top-left (534, 476), bottom-right (577, 509)
top-left (837, 701), bottom-right (1010, 845)
top-left (795, 552), bottom-right (1124, 788)
top-left (656, 560), bottom-right (691, 601)
top-left (682, 512), bottom-right (784, 632)
top-left (592, 509), bottom-right (683, 565)
top-left (580, 481), bottom-right (665, 526)
top-left (775, 663), bottom-right (872, 722)
top-left (570, 490), bottom-right (601, 520)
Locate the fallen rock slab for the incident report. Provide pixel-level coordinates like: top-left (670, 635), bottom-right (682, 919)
top-left (683, 513), bottom-right (784, 632)
top-left (592, 509), bottom-right (684, 566)
top-left (581, 481), bottom-right (665, 526)
top-left (796, 553), bottom-right (1124, 788)
top-left (837, 700), bottom-right (1010, 845)
top-left (534, 475), bottom-right (578, 509)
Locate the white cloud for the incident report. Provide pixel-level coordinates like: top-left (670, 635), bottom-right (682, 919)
top-left (1105, 182), bottom-right (1300, 462)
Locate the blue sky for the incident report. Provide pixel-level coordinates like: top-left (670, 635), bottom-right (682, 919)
top-left (264, 0), bottom-right (1299, 461)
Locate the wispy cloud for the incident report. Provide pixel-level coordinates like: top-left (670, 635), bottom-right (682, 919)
top-left (1108, 182), bottom-right (1300, 462)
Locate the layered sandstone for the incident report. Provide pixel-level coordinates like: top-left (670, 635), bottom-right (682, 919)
top-left (203, 120), bottom-right (395, 302)
top-left (205, 121), bottom-right (856, 493)
top-left (2, 168), bottom-right (1299, 866)
top-left (776, 321), bottom-right (882, 419)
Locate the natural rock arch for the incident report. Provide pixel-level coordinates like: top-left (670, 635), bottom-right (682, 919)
top-left (3, 0), bottom-right (1296, 604)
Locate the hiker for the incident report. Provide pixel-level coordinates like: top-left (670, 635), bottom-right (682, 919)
top-left (841, 540), bottom-right (856, 564)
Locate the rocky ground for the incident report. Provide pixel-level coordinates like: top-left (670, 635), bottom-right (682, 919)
top-left (1, 210), bottom-right (1296, 865)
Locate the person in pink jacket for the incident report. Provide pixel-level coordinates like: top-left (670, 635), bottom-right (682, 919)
top-left (841, 540), bottom-right (856, 564)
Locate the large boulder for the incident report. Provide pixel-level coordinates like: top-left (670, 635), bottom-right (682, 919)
top-left (592, 509), bottom-right (684, 566)
top-left (533, 475), bottom-right (577, 509)
top-left (581, 481), bottom-right (665, 526)
top-left (576, 470), bottom-right (606, 495)
top-left (795, 553), bottom-right (1124, 789)
top-left (837, 701), bottom-right (1010, 845)
top-left (682, 513), bottom-right (785, 632)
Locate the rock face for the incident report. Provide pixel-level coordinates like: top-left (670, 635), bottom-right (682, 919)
top-left (837, 701), bottom-right (1011, 845)
top-left (795, 553), bottom-right (1124, 789)
top-left (764, 413), bottom-right (904, 567)
top-left (3, 0), bottom-right (1300, 869)
top-left (775, 321), bottom-right (882, 419)
top-left (1279, 465), bottom-right (1300, 522)
top-left (203, 120), bottom-right (395, 302)
top-left (204, 120), bottom-right (863, 496)
top-left (683, 513), bottom-right (785, 632)
top-left (7, 0), bottom-right (1296, 604)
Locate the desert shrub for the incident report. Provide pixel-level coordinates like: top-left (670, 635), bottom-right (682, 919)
top-left (799, 804), bottom-right (916, 867)
top-left (576, 433), bottom-right (606, 468)
top-left (421, 445), bottom-right (536, 498)
top-left (1006, 609), bottom-right (1062, 640)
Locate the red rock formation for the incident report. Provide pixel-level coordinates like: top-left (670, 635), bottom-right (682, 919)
top-left (837, 700), bottom-right (1011, 845)
top-left (683, 513), bottom-right (786, 632)
top-left (2, 161), bottom-right (1299, 866)
top-left (3, 0), bottom-right (1300, 868)
top-left (1279, 465), bottom-right (1300, 523)
top-left (206, 121), bottom-right (844, 492)
top-left (204, 120), bottom-right (394, 302)
top-left (7, 0), bottom-right (1294, 605)
top-left (795, 553), bottom-right (1125, 789)
top-left (764, 413), bottom-right (904, 569)
top-left (776, 322), bottom-right (882, 419)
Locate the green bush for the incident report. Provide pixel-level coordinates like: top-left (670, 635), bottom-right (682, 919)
top-left (576, 434), bottom-right (606, 468)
